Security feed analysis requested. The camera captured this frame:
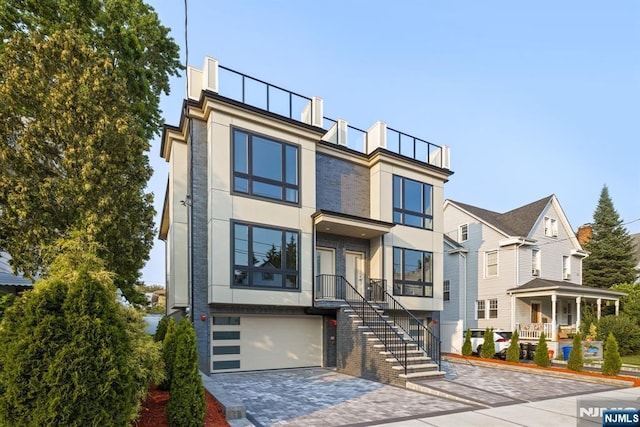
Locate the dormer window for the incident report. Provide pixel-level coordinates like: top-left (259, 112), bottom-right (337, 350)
top-left (544, 217), bottom-right (558, 237)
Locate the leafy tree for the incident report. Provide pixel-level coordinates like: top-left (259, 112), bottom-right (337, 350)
top-left (480, 327), bottom-right (495, 358)
top-left (0, 233), bottom-right (160, 426)
top-left (0, 0), bottom-right (181, 303)
top-left (166, 318), bottom-right (206, 427)
top-left (159, 317), bottom-right (177, 390)
top-left (582, 185), bottom-right (638, 288)
top-left (462, 328), bottom-right (472, 356)
top-left (534, 332), bottom-right (550, 367)
top-left (596, 314), bottom-right (640, 356)
top-left (611, 282), bottom-right (640, 320)
top-left (602, 332), bottom-right (622, 376)
top-left (506, 329), bottom-right (520, 362)
top-left (567, 333), bottom-right (584, 372)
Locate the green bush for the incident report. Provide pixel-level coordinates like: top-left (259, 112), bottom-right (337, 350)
top-left (159, 317), bottom-right (177, 390)
top-left (567, 333), bottom-right (584, 371)
top-left (506, 329), bottom-right (520, 362)
top-left (602, 332), bottom-right (622, 376)
top-left (0, 293), bottom-right (15, 320)
top-left (462, 328), bottom-right (472, 356)
top-left (0, 235), bottom-right (160, 426)
top-left (534, 332), bottom-right (550, 367)
top-left (480, 327), bottom-right (495, 358)
top-left (155, 315), bottom-right (171, 342)
top-left (166, 318), bottom-right (206, 427)
top-left (596, 314), bottom-right (640, 356)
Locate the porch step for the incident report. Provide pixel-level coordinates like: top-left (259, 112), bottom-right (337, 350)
top-left (385, 356), bottom-right (432, 363)
top-left (392, 363), bottom-right (439, 372)
top-left (399, 370), bottom-right (446, 380)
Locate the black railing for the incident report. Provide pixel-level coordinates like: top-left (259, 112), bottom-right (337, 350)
top-left (367, 278), bottom-right (386, 302)
top-left (315, 274), bottom-right (345, 300)
top-left (386, 127), bottom-right (443, 168)
top-left (382, 289), bottom-right (441, 368)
top-left (339, 275), bottom-right (410, 375)
top-left (218, 65), bottom-right (313, 123)
top-left (322, 117), bottom-right (368, 153)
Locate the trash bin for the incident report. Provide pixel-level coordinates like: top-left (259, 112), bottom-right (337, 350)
top-left (562, 346), bottom-right (572, 361)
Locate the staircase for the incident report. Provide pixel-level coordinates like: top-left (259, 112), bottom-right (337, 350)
top-left (328, 275), bottom-right (444, 387)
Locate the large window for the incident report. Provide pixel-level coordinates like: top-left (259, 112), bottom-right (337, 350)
top-left (233, 129), bottom-right (299, 204)
top-left (485, 250), bottom-right (498, 277)
top-left (393, 247), bottom-right (433, 297)
top-left (233, 223), bottom-right (299, 290)
top-left (393, 175), bottom-right (433, 229)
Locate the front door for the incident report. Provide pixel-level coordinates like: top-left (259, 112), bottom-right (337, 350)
top-left (531, 302), bottom-right (542, 323)
top-left (316, 248), bottom-right (336, 298)
top-left (345, 251), bottom-right (365, 296)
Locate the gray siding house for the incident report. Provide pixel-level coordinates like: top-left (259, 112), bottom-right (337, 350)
top-left (441, 195), bottom-right (624, 355)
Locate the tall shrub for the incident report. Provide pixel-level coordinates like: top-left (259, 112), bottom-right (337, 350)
top-left (506, 329), bottom-right (520, 362)
top-left (155, 316), bottom-right (170, 342)
top-left (0, 234), bottom-right (159, 426)
top-left (480, 328), bottom-right (496, 358)
top-left (159, 317), bottom-right (177, 390)
top-left (567, 332), bottom-right (584, 371)
top-left (534, 332), bottom-right (550, 367)
top-left (602, 332), bottom-right (622, 376)
top-left (462, 328), bottom-right (472, 356)
top-left (596, 314), bottom-right (640, 356)
top-left (166, 319), bottom-right (206, 427)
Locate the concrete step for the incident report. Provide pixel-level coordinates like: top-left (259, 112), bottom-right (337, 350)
top-left (379, 349), bottom-right (423, 356)
top-left (399, 370), bottom-right (446, 380)
top-left (392, 363), bottom-right (439, 372)
top-left (385, 356), bottom-right (432, 363)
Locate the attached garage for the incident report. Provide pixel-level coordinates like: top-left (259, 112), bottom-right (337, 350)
top-left (211, 315), bottom-right (323, 372)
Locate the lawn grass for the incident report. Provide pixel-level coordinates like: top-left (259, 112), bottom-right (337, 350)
top-left (621, 354), bottom-right (640, 366)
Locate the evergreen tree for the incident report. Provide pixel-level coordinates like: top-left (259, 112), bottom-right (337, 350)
top-left (462, 328), bottom-right (472, 356)
top-left (155, 316), bottom-right (171, 342)
top-left (534, 332), bottom-right (550, 367)
top-left (567, 333), bottom-right (584, 371)
top-left (506, 329), bottom-right (520, 362)
top-left (0, 1), bottom-right (181, 303)
top-left (602, 332), bottom-right (622, 376)
top-left (159, 317), bottom-right (177, 390)
top-left (582, 185), bottom-right (638, 288)
top-left (480, 327), bottom-right (496, 358)
top-left (166, 319), bottom-right (206, 427)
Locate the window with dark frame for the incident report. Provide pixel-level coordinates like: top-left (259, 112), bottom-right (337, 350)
top-left (233, 222), bottom-right (299, 290)
top-left (232, 129), bottom-right (299, 204)
top-left (443, 280), bottom-right (450, 301)
top-left (393, 175), bottom-right (433, 230)
top-left (393, 247), bottom-right (433, 297)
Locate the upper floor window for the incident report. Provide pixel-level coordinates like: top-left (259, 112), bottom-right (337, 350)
top-left (443, 280), bottom-right (450, 301)
top-left (485, 250), bottom-right (498, 277)
top-left (532, 249), bottom-right (541, 276)
top-left (233, 129), bottom-right (299, 204)
top-left (544, 217), bottom-right (558, 237)
top-left (562, 255), bottom-right (571, 280)
top-left (393, 175), bottom-right (433, 230)
top-left (459, 224), bottom-right (468, 242)
top-left (393, 247), bottom-right (433, 297)
top-left (233, 222), bottom-right (299, 290)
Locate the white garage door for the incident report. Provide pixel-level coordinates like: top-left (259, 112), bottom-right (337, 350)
top-left (211, 315), bottom-right (322, 372)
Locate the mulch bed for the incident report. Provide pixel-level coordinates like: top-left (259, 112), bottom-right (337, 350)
top-left (445, 353), bottom-right (640, 387)
top-left (134, 384), bottom-right (230, 427)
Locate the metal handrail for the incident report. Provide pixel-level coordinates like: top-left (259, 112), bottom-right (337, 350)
top-left (386, 127), bottom-right (443, 167)
top-left (316, 274), bottom-right (410, 374)
top-left (382, 288), bottom-right (441, 368)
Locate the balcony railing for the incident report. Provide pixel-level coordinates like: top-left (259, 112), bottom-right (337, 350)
top-left (386, 127), bottom-right (443, 167)
top-left (218, 65), bottom-right (313, 123)
top-left (517, 323), bottom-right (554, 340)
top-left (315, 275), bottom-right (385, 302)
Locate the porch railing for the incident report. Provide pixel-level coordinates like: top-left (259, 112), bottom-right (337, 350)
top-left (315, 275), bottom-right (386, 302)
top-left (336, 275), bottom-right (411, 375)
top-left (517, 323), bottom-right (554, 340)
top-left (382, 289), bottom-right (441, 368)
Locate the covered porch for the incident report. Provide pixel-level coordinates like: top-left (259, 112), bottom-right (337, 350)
top-left (507, 279), bottom-right (625, 344)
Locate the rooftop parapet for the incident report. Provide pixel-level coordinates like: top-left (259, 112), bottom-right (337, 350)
top-left (187, 57), bottom-right (450, 170)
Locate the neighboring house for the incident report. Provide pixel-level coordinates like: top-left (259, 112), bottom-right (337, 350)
top-left (441, 195), bottom-right (624, 355)
top-left (159, 57), bottom-right (452, 383)
top-left (632, 233), bottom-right (640, 283)
top-left (0, 252), bottom-right (33, 294)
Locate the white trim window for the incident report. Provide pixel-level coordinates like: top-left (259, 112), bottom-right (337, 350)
top-left (476, 300), bottom-right (486, 320)
top-left (562, 255), bottom-right (571, 280)
top-left (544, 217), bottom-right (558, 237)
top-left (485, 250), bottom-right (498, 277)
top-left (458, 224), bottom-right (468, 242)
top-left (532, 249), bottom-right (541, 276)
top-left (489, 299), bottom-right (498, 318)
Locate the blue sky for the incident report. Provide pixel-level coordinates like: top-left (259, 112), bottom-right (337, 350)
top-left (141, 1), bottom-right (640, 285)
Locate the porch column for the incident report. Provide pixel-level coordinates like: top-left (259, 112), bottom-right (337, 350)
top-left (576, 297), bottom-right (581, 332)
top-left (597, 298), bottom-right (602, 320)
top-left (615, 300), bottom-right (620, 316)
top-left (551, 294), bottom-right (557, 341)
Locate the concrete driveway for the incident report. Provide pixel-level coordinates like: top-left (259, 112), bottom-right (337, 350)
top-left (207, 360), bottom-right (628, 426)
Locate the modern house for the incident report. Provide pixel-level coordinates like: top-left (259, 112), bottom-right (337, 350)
top-left (159, 57), bottom-right (452, 384)
top-left (441, 195), bottom-right (624, 355)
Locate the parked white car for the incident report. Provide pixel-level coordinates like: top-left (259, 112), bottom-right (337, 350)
top-left (467, 328), bottom-right (511, 358)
